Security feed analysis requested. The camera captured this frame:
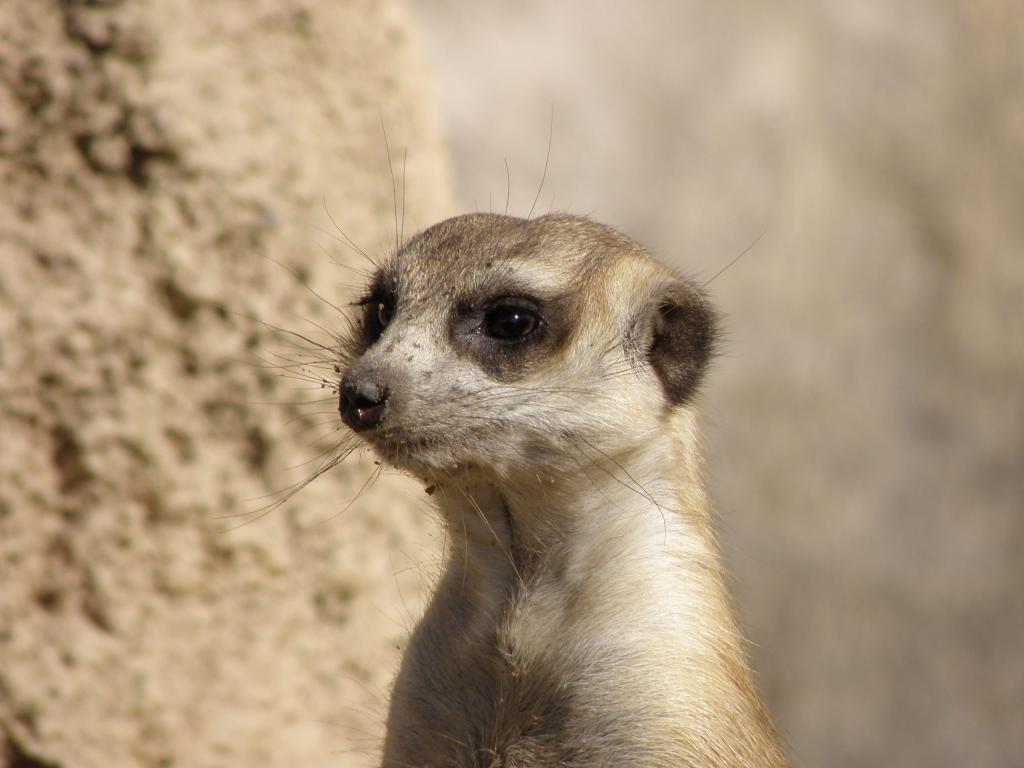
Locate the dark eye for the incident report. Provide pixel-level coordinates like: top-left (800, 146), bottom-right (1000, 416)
top-left (363, 299), bottom-right (393, 342)
top-left (483, 305), bottom-right (540, 341)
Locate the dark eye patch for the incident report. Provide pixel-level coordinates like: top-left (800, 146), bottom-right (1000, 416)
top-left (359, 297), bottom-right (393, 344)
top-left (354, 270), bottom-right (397, 348)
top-left (451, 292), bottom-right (572, 380)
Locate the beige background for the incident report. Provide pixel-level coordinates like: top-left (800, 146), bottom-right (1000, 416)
top-left (1, 1), bottom-right (1021, 767)
top-left (1, 2), bottom-right (452, 766)
top-left (411, 2), bottom-right (1023, 767)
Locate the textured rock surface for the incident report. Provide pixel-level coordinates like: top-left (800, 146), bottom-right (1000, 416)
top-left (0, 2), bottom-right (453, 766)
top-left (414, 2), bottom-right (1023, 766)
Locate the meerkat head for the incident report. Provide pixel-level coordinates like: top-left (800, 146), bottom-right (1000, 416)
top-left (338, 213), bottom-right (716, 483)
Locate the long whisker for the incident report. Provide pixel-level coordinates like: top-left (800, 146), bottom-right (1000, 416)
top-left (504, 157), bottom-right (511, 217)
top-left (528, 105), bottom-right (554, 220)
top-left (699, 227), bottom-right (767, 289)
top-left (455, 485), bottom-right (525, 589)
top-left (231, 310), bottom-right (337, 353)
top-left (317, 460), bottom-right (385, 525)
top-left (260, 254), bottom-right (349, 319)
top-left (380, 110), bottom-right (401, 257)
top-left (400, 147), bottom-right (408, 249)
top-left (217, 450), bottom-right (349, 529)
top-left (322, 196), bottom-right (375, 264)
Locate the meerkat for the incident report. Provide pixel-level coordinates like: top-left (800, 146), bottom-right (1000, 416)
top-left (337, 213), bottom-right (787, 767)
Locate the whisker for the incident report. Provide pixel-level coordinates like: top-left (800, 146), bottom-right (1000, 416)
top-left (317, 460), bottom-right (386, 525)
top-left (400, 147), bottom-right (408, 249)
top-left (455, 485), bottom-right (525, 590)
top-left (285, 435), bottom-right (350, 471)
top-left (322, 196), bottom-right (375, 264)
top-left (231, 310), bottom-right (337, 353)
top-left (260, 253), bottom-right (350, 319)
top-left (528, 105), bottom-right (554, 220)
top-left (699, 227), bottom-right (767, 289)
top-left (312, 230), bottom-right (376, 275)
top-left (379, 110), bottom-right (401, 257)
top-left (504, 157), bottom-right (511, 217)
top-left (217, 451), bottom-right (349, 529)
top-left (224, 396), bottom-right (337, 407)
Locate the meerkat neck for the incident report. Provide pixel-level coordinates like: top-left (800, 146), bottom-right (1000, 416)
top-left (437, 422), bottom-right (712, 601)
top-left (424, 420), bottom-right (786, 766)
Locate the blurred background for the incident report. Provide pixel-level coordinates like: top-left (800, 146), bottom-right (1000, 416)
top-left (1, 2), bottom-right (1020, 767)
top-left (411, 2), bottom-right (1023, 766)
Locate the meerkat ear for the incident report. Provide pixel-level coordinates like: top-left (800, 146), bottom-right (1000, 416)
top-left (644, 280), bottom-right (717, 406)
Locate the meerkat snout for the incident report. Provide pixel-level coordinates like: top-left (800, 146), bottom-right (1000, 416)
top-left (338, 373), bottom-right (390, 432)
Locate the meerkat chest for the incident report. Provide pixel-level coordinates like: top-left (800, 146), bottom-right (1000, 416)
top-left (384, 550), bottom-right (691, 765)
top-left (386, 599), bottom-right (661, 768)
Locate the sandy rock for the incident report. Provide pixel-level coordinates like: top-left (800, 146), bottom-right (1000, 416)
top-left (0, 2), bottom-right (453, 766)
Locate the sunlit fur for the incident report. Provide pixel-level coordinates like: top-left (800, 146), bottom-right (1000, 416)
top-left (339, 213), bottom-right (787, 767)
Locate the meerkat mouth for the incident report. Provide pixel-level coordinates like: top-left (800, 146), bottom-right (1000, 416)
top-left (365, 426), bottom-right (493, 481)
top-left (364, 428), bottom-right (451, 468)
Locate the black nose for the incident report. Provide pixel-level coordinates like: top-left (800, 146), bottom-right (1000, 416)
top-left (339, 376), bottom-right (389, 432)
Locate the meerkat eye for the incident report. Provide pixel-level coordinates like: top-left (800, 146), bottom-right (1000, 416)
top-left (483, 304), bottom-right (540, 341)
top-left (362, 299), bottom-right (393, 342)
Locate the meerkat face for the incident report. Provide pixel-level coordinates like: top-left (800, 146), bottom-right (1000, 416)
top-left (338, 213), bottom-right (715, 481)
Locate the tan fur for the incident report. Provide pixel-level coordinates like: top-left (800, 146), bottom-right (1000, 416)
top-left (339, 214), bottom-right (787, 767)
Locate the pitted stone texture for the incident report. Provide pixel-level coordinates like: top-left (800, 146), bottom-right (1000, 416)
top-left (0, 2), bottom-right (453, 767)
